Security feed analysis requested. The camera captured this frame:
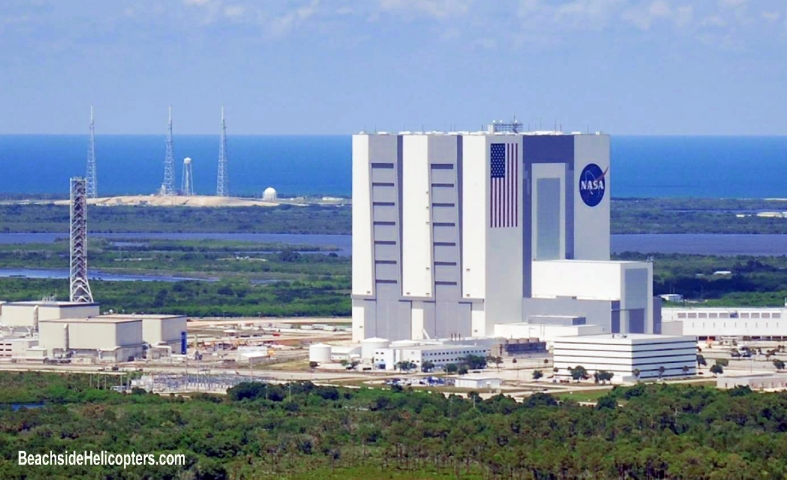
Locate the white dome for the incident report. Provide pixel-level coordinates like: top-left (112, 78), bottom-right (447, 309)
top-left (262, 187), bottom-right (277, 201)
top-left (183, 157), bottom-right (192, 164)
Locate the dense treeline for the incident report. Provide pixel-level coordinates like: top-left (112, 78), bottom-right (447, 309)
top-left (0, 238), bottom-right (351, 317)
top-left (611, 198), bottom-right (787, 234)
top-left (0, 278), bottom-right (350, 317)
top-left (2, 372), bottom-right (787, 479)
top-left (0, 238), bottom-right (350, 279)
top-left (4, 198), bottom-right (787, 234)
top-left (0, 204), bottom-right (351, 234)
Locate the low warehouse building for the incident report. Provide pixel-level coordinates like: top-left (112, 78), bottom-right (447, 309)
top-left (662, 307), bottom-right (787, 340)
top-left (717, 374), bottom-right (787, 391)
top-left (39, 316), bottom-right (145, 362)
top-left (553, 334), bottom-right (697, 383)
top-left (454, 375), bottom-right (503, 390)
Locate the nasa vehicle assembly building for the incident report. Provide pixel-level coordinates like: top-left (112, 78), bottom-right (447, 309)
top-left (351, 127), bottom-right (660, 343)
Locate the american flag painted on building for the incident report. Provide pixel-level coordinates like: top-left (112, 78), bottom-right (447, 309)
top-left (490, 143), bottom-right (518, 228)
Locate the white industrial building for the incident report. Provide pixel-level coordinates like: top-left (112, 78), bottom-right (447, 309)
top-left (0, 301), bottom-right (100, 329)
top-left (38, 316), bottom-right (145, 362)
top-left (5, 313), bottom-right (189, 363)
top-left (553, 334), bottom-right (697, 382)
top-left (454, 375), bottom-right (503, 390)
top-left (352, 128), bottom-right (660, 343)
top-left (373, 343), bottom-right (490, 371)
top-left (662, 307), bottom-right (787, 340)
top-left (717, 374), bottom-right (787, 391)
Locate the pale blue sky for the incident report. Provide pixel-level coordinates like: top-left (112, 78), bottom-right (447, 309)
top-left (1, 0), bottom-right (786, 135)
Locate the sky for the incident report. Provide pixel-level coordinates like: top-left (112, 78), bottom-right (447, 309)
top-left (1, 0), bottom-right (786, 135)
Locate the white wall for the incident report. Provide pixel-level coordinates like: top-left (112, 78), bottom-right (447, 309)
top-left (352, 135), bottom-right (374, 297)
top-left (532, 260), bottom-right (623, 300)
top-left (402, 136), bottom-right (433, 299)
top-left (461, 135), bottom-right (487, 301)
top-left (573, 135), bottom-right (610, 261)
top-left (351, 299), bottom-right (366, 342)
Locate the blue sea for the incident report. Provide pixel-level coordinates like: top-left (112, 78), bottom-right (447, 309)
top-left (0, 135), bottom-right (785, 198)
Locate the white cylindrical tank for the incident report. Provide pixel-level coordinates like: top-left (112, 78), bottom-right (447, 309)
top-left (309, 343), bottom-right (332, 363)
top-left (361, 337), bottom-right (390, 361)
top-left (262, 187), bottom-right (277, 201)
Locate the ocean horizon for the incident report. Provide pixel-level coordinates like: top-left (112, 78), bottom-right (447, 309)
top-left (0, 135), bottom-right (785, 198)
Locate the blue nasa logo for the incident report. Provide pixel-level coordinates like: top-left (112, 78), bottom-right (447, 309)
top-left (578, 163), bottom-right (608, 207)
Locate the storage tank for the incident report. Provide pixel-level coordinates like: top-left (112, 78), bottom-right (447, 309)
top-left (361, 337), bottom-right (390, 361)
top-left (262, 187), bottom-right (277, 202)
top-left (309, 343), bottom-right (332, 363)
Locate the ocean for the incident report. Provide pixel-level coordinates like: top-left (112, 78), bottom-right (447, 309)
top-left (0, 135), bottom-right (785, 198)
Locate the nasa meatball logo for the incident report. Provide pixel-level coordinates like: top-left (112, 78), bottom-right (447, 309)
top-left (579, 163), bottom-right (608, 207)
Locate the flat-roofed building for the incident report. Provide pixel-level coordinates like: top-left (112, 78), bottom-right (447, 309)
top-left (374, 343), bottom-right (490, 371)
top-left (1, 301), bottom-right (100, 328)
top-left (662, 307), bottom-right (787, 339)
top-left (99, 314), bottom-right (188, 351)
top-left (553, 333), bottom-right (697, 383)
top-left (38, 316), bottom-right (144, 362)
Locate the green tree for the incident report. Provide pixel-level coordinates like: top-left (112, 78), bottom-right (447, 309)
top-left (458, 365), bottom-right (469, 375)
top-left (532, 370), bottom-right (543, 381)
top-left (464, 355), bottom-right (487, 370)
top-left (632, 368), bottom-right (641, 380)
top-left (595, 395), bottom-right (617, 411)
top-left (716, 358), bottom-right (729, 367)
top-left (446, 363), bottom-right (458, 374)
top-left (597, 370), bottom-right (614, 384)
top-left (710, 364), bottom-right (724, 377)
top-left (570, 366), bottom-right (588, 382)
top-left (773, 359), bottom-right (786, 371)
top-left (309, 361), bottom-right (318, 369)
top-left (658, 366), bottom-right (666, 381)
top-left (421, 361), bottom-right (435, 373)
top-left (697, 354), bottom-right (707, 367)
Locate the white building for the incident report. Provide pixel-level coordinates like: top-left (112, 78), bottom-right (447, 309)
top-left (717, 374), bottom-right (787, 391)
top-left (131, 314), bottom-right (187, 350)
top-left (454, 375), bottom-right (503, 390)
top-left (39, 316), bottom-right (145, 362)
top-left (373, 343), bottom-right (490, 371)
top-left (1, 301), bottom-right (100, 328)
top-left (662, 307), bottom-right (787, 340)
top-left (352, 129), bottom-right (659, 342)
top-left (553, 334), bottom-right (697, 382)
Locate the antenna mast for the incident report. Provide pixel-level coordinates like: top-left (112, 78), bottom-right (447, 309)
top-left (86, 107), bottom-right (98, 198)
top-left (162, 106), bottom-right (175, 195)
top-left (216, 107), bottom-right (229, 197)
top-left (70, 177), bottom-right (93, 303)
